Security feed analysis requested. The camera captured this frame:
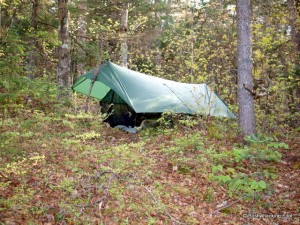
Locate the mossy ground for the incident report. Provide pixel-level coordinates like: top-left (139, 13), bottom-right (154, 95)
top-left (0, 100), bottom-right (299, 225)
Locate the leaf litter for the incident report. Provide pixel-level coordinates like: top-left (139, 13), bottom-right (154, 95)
top-left (0, 111), bottom-right (299, 225)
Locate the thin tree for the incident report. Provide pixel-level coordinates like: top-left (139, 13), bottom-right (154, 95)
top-left (287, 0), bottom-right (300, 118)
top-left (120, 2), bottom-right (129, 68)
top-left (165, 0), bottom-right (173, 28)
top-left (27, 0), bottom-right (39, 79)
top-left (57, 0), bottom-right (71, 98)
top-left (236, 0), bottom-right (256, 137)
top-left (76, 0), bottom-right (87, 77)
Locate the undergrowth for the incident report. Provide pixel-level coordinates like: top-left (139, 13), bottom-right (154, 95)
top-left (0, 79), bottom-right (299, 224)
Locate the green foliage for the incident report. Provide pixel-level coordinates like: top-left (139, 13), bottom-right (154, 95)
top-left (267, 141), bottom-right (289, 150)
top-left (203, 187), bottom-right (215, 202)
top-left (163, 132), bottom-right (204, 157)
top-left (0, 0), bottom-right (298, 223)
top-left (0, 29), bottom-right (26, 76)
top-left (207, 124), bottom-right (224, 140)
top-left (75, 131), bottom-right (101, 141)
top-left (0, 130), bottom-right (26, 158)
top-left (158, 111), bottom-right (175, 128)
top-left (208, 137), bottom-right (288, 199)
top-left (0, 76), bottom-right (63, 120)
top-left (178, 117), bottom-right (199, 127)
top-left (210, 170), bottom-right (268, 198)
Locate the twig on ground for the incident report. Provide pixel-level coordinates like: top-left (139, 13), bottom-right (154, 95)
top-left (78, 197), bottom-right (107, 216)
top-left (77, 172), bottom-right (117, 216)
top-left (212, 198), bottom-right (243, 215)
top-left (145, 186), bottom-right (187, 225)
top-left (96, 170), bottom-right (114, 177)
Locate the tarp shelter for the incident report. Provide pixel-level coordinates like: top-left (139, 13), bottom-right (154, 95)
top-left (72, 61), bottom-right (236, 120)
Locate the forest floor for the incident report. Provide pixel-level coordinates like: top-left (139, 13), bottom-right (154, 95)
top-left (0, 102), bottom-right (299, 225)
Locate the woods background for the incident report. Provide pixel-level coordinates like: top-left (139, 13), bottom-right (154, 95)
top-left (0, 0), bottom-right (299, 132)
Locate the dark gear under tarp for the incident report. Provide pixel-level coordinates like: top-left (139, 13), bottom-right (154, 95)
top-left (72, 61), bottom-right (236, 123)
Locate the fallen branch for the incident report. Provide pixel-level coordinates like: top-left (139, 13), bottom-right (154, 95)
top-left (96, 170), bottom-right (114, 178)
top-left (212, 197), bottom-right (243, 215)
top-left (145, 187), bottom-right (186, 225)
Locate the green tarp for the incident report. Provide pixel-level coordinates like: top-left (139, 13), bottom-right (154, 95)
top-left (72, 61), bottom-right (236, 118)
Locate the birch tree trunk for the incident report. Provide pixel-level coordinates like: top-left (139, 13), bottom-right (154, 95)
top-left (120, 2), bottom-right (129, 68)
top-left (57, 0), bottom-right (71, 98)
top-left (236, 0), bottom-right (256, 137)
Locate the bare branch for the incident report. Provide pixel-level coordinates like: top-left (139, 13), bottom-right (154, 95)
top-left (243, 84), bottom-right (268, 99)
top-left (212, 198), bottom-right (243, 215)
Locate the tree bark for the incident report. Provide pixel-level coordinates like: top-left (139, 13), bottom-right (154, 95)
top-left (0, 4), bottom-right (2, 29)
top-left (120, 2), bottom-right (129, 68)
top-left (57, 0), bottom-right (71, 98)
top-left (236, 0), bottom-right (256, 137)
top-left (165, 0), bottom-right (173, 28)
top-left (27, 0), bottom-right (39, 79)
top-left (76, 1), bottom-right (87, 78)
top-left (287, 0), bottom-right (300, 115)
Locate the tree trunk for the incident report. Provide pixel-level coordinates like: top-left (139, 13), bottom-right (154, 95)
top-left (76, 1), bottom-right (87, 78)
top-left (57, 0), bottom-right (71, 98)
top-left (287, 0), bottom-right (300, 115)
top-left (236, 0), bottom-right (256, 137)
top-left (0, 4), bottom-right (2, 29)
top-left (165, 0), bottom-right (172, 28)
top-left (27, 0), bottom-right (39, 79)
top-left (120, 2), bottom-right (129, 68)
